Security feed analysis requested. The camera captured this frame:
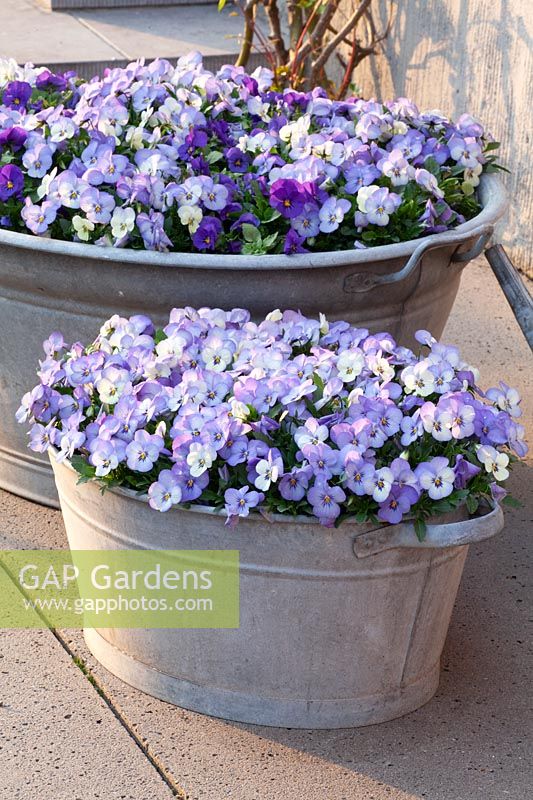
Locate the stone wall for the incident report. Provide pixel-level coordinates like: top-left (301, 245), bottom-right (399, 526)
top-left (351, 0), bottom-right (533, 277)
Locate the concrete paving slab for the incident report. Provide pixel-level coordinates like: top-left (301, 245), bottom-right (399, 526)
top-left (0, 259), bottom-right (531, 799)
top-left (0, 627), bottom-right (176, 798)
top-left (72, 5), bottom-right (244, 59)
top-left (2, 0), bottom-right (123, 65)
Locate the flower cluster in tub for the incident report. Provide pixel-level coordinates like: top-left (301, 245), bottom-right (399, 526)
top-left (18, 308), bottom-right (525, 533)
top-left (0, 54), bottom-right (500, 255)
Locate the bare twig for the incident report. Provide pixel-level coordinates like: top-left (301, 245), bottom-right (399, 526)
top-left (312, 0), bottom-right (372, 73)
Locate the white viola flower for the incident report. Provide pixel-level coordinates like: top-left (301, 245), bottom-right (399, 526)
top-left (37, 167), bottom-right (58, 200)
top-left (178, 204), bottom-right (203, 233)
top-left (247, 97), bottom-right (271, 121)
top-left (463, 163), bottom-right (482, 188)
top-left (336, 349), bottom-right (365, 382)
top-left (356, 184), bottom-right (380, 213)
top-left (111, 206), bottom-right (136, 239)
top-left (367, 353), bottom-right (395, 383)
top-left (363, 467), bottom-right (394, 503)
top-left (476, 445), bottom-right (510, 481)
top-left (49, 117), bottom-right (77, 143)
top-left (229, 400), bottom-right (250, 421)
top-left (186, 443), bottom-right (215, 477)
top-left (294, 419), bottom-right (329, 449)
top-left (402, 364), bottom-right (436, 397)
top-left (265, 309), bottom-right (283, 322)
top-left (0, 57), bottom-right (18, 87)
top-left (202, 342), bottom-right (234, 372)
top-left (319, 313), bottom-right (329, 335)
top-left (254, 458), bottom-right (279, 491)
top-left (72, 215), bottom-right (95, 242)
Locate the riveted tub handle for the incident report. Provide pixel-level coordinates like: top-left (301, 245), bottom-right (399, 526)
top-left (451, 227), bottom-right (494, 263)
top-left (343, 224), bottom-right (494, 294)
top-left (353, 503), bottom-right (504, 558)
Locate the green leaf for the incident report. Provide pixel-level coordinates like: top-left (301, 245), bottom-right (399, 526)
top-left (241, 223), bottom-right (261, 244)
top-left (466, 494), bottom-right (479, 515)
top-left (502, 495), bottom-right (522, 509)
top-left (206, 150), bottom-right (224, 164)
top-left (154, 328), bottom-right (167, 345)
top-left (483, 141), bottom-right (500, 152)
top-left (414, 518), bottom-right (427, 542)
top-left (217, 0), bottom-right (227, 10)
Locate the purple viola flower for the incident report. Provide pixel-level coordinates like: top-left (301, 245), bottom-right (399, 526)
top-left (377, 485), bottom-right (414, 524)
top-left (415, 457), bottom-right (455, 500)
top-left (226, 147), bottom-right (251, 173)
top-left (3, 81), bottom-right (32, 109)
top-left (35, 69), bottom-right (68, 92)
top-left (0, 165), bottom-right (24, 201)
top-left (279, 466), bottom-right (312, 501)
top-left (307, 478), bottom-right (346, 526)
top-left (291, 203), bottom-right (320, 238)
top-left (125, 430), bottom-right (164, 472)
top-left (269, 179), bottom-right (307, 219)
top-left (224, 485), bottom-right (264, 526)
top-left (284, 229), bottom-right (308, 255)
top-left (303, 443), bottom-right (340, 480)
top-left (137, 210), bottom-right (173, 251)
top-left (148, 469), bottom-right (182, 511)
top-left (174, 468), bottom-right (210, 502)
top-left (453, 454), bottom-right (481, 489)
top-left (343, 454), bottom-right (375, 495)
top-left (192, 216), bottom-right (222, 251)
top-left (0, 126), bottom-right (28, 152)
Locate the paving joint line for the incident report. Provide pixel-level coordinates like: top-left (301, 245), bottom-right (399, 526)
top-left (54, 629), bottom-right (188, 799)
top-left (68, 12), bottom-right (132, 60)
top-left (0, 558), bottom-right (187, 799)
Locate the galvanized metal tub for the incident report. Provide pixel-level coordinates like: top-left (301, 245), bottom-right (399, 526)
top-left (50, 451), bottom-right (505, 729)
top-left (0, 174), bottom-right (507, 508)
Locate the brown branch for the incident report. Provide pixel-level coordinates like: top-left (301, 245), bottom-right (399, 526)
top-left (312, 0), bottom-right (372, 73)
top-left (235, 0), bottom-right (261, 67)
top-left (292, 0), bottom-right (340, 74)
top-left (264, 0), bottom-right (288, 66)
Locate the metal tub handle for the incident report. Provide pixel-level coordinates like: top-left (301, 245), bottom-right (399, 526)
top-left (353, 503), bottom-right (504, 558)
top-left (343, 224), bottom-right (494, 294)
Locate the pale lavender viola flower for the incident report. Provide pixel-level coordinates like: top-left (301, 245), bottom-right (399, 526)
top-left (365, 187), bottom-right (401, 227)
top-left (307, 478), bottom-right (346, 526)
top-left (377, 485), bottom-right (414, 524)
top-left (318, 197), bottom-right (351, 233)
top-left (28, 422), bottom-right (59, 452)
top-left (279, 466), bottom-right (312, 501)
top-left (148, 470), bottom-right (182, 511)
top-left (415, 457), bottom-right (455, 500)
top-left (126, 430), bottom-right (164, 472)
top-left (304, 443), bottom-right (340, 480)
top-left (80, 188), bottom-right (115, 224)
top-left (343, 454), bottom-right (375, 495)
top-left (224, 485), bottom-right (264, 526)
top-left (439, 396), bottom-right (476, 439)
top-left (21, 198), bottom-right (58, 235)
top-left (22, 145), bottom-right (54, 179)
